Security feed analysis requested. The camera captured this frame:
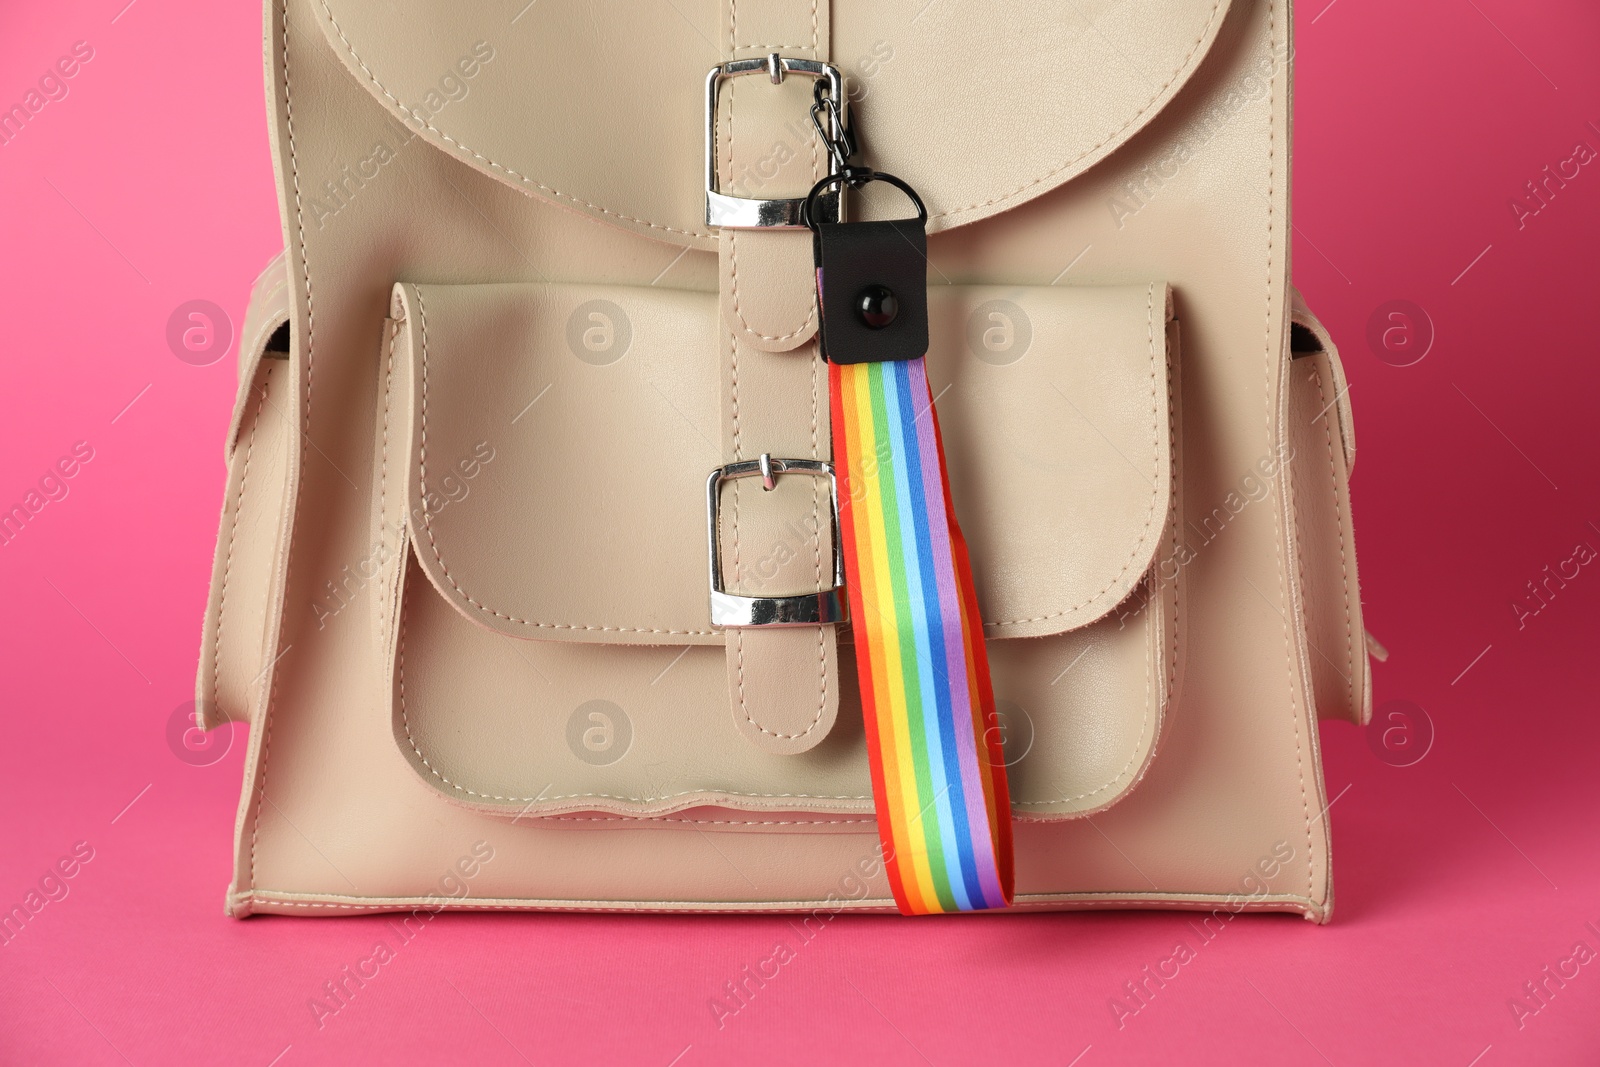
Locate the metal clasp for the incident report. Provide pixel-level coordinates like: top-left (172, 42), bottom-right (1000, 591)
top-left (704, 55), bottom-right (845, 229)
top-left (706, 455), bottom-right (847, 627)
top-left (809, 80), bottom-right (856, 174)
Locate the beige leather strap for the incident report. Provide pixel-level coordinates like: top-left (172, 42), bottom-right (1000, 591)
top-left (713, 0), bottom-right (839, 755)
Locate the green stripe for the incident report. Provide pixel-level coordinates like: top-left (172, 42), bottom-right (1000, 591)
top-left (866, 362), bottom-right (957, 912)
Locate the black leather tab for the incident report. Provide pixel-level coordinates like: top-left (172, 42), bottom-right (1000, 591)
top-left (812, 218), bottom-right (929, 365)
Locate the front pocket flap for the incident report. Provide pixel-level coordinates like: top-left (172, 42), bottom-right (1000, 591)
top-left (395, 281), bottom-right (1171, 645)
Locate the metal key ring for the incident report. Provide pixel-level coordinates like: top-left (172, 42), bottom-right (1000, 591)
top-left (801, 168), bottom-right (928, 230)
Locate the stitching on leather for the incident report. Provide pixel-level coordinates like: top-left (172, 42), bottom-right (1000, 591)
top-left (316, 0), bottom-right (710, 240)
top-left (809, 337), bottom-right (822, 587)
top-left (238, 892), bottom-right (1321, 916)
top-left (733, 629), bottom-right (751, 732)
top-left (984, 283), bottom-right (1163, 628)
top-left (321, 0), bottom-right (1219, 240)
top-left (1048, 333), bottom-right (1183, 817)
top-left (1015, 354), bottom-right (1172, 811)
top-left (237, 898), bottom-right (889, 913)
top-left (723, 63), bottom-right (819, 348)
top-left (810, 342), bottom-right (828, 740)
top-left (729, 320), bottom-right (749, 728)
top-left (810, 0), bottom-right (820, 168)
top-left (537, 825), bottom-right (870, 831)
top-left (926, 0), bottom-right (1227, 223)
top-left (1166, 342), bottom-right (1182, 717)
top-left (1008, 896), bottom-right (1322, 914)
top-left (721, 1), bottom-right (831, 746)
top-left (1036, 337), bottom-right (1185, 810)
top-left (726, 238), bottom-right (820, 343)
top-left (378, 320), bottom-right (397, 558)
top-left (237, 898), bottom-right (895, 913)
top-left (404, 277), bottom-right (1160, 636)
top-left (411, 286), bottom-right (714, 637)
top-left (250, 0), bottom-right (316, 895)
top-left (1011, 614), bottom-right (1153, 808)
top-left (240, 319), bottom-right (277, 380)
top-left (734, 633), bottom-right (832, 741)
top-left (240, 902), bottom-right (902, 921)
top-left (256, 267), bottom-right (287, 300)
top-left (1290, 389), bottom-right (1313, 700)
top-left (232, 311), bottom-right (288, 452)
top-left (257, 0), bottom-right (1276, 890)
top-left (1000, 288), bottom-right (1167, 810)
top-left (212, 366), bottom-right (273, 722)
top-left (376, 318), bottom-right (399, 627)
top-left (1314, 367), bottom-right (1357, 715)
top-left (395, 583), bottom-right (869, 802)
top-left (724, 342), bottom-right (825, 743)
top-left (1260, 0), bottom-right (1316, 903)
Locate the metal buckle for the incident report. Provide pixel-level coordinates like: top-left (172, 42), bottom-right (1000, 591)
top-left (704, 55), bottom-right (845, 229)
top-left (706, 455), bottom-right (847, 627)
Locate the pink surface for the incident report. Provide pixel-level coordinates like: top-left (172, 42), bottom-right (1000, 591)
top-left (3, 1), bottom-right (1599, 1064)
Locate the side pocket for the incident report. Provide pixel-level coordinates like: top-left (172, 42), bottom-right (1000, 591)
top-left (1287, 289), bottom-right (1371, 725)
top-left (194, 252), bottom-right (293, 729)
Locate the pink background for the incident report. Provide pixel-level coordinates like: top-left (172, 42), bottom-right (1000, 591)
top-left (3, 1), bottom-right (1599, 1064)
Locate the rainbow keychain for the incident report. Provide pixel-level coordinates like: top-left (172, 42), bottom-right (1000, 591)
top-left (803, 89), bottom-right (1013, 915)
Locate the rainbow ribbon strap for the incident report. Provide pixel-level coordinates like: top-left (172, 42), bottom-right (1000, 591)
top-left (831, 356), bottom-right (1015, 914)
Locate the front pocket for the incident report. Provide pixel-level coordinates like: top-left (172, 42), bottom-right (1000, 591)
top-left (377, 280), bottom-right (1182, 821)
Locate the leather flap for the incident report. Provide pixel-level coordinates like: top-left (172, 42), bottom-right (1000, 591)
top-left (311, 0), bottom-right (1232, 248)
top-left (393, 280), bottom-right (1171, 645)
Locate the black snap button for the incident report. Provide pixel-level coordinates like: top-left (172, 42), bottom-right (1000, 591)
top-left (855, 285), bottom-right (899, 330)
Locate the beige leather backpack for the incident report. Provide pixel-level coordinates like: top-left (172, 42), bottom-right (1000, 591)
top-left (200, 0), bottom-right (1371, 920)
